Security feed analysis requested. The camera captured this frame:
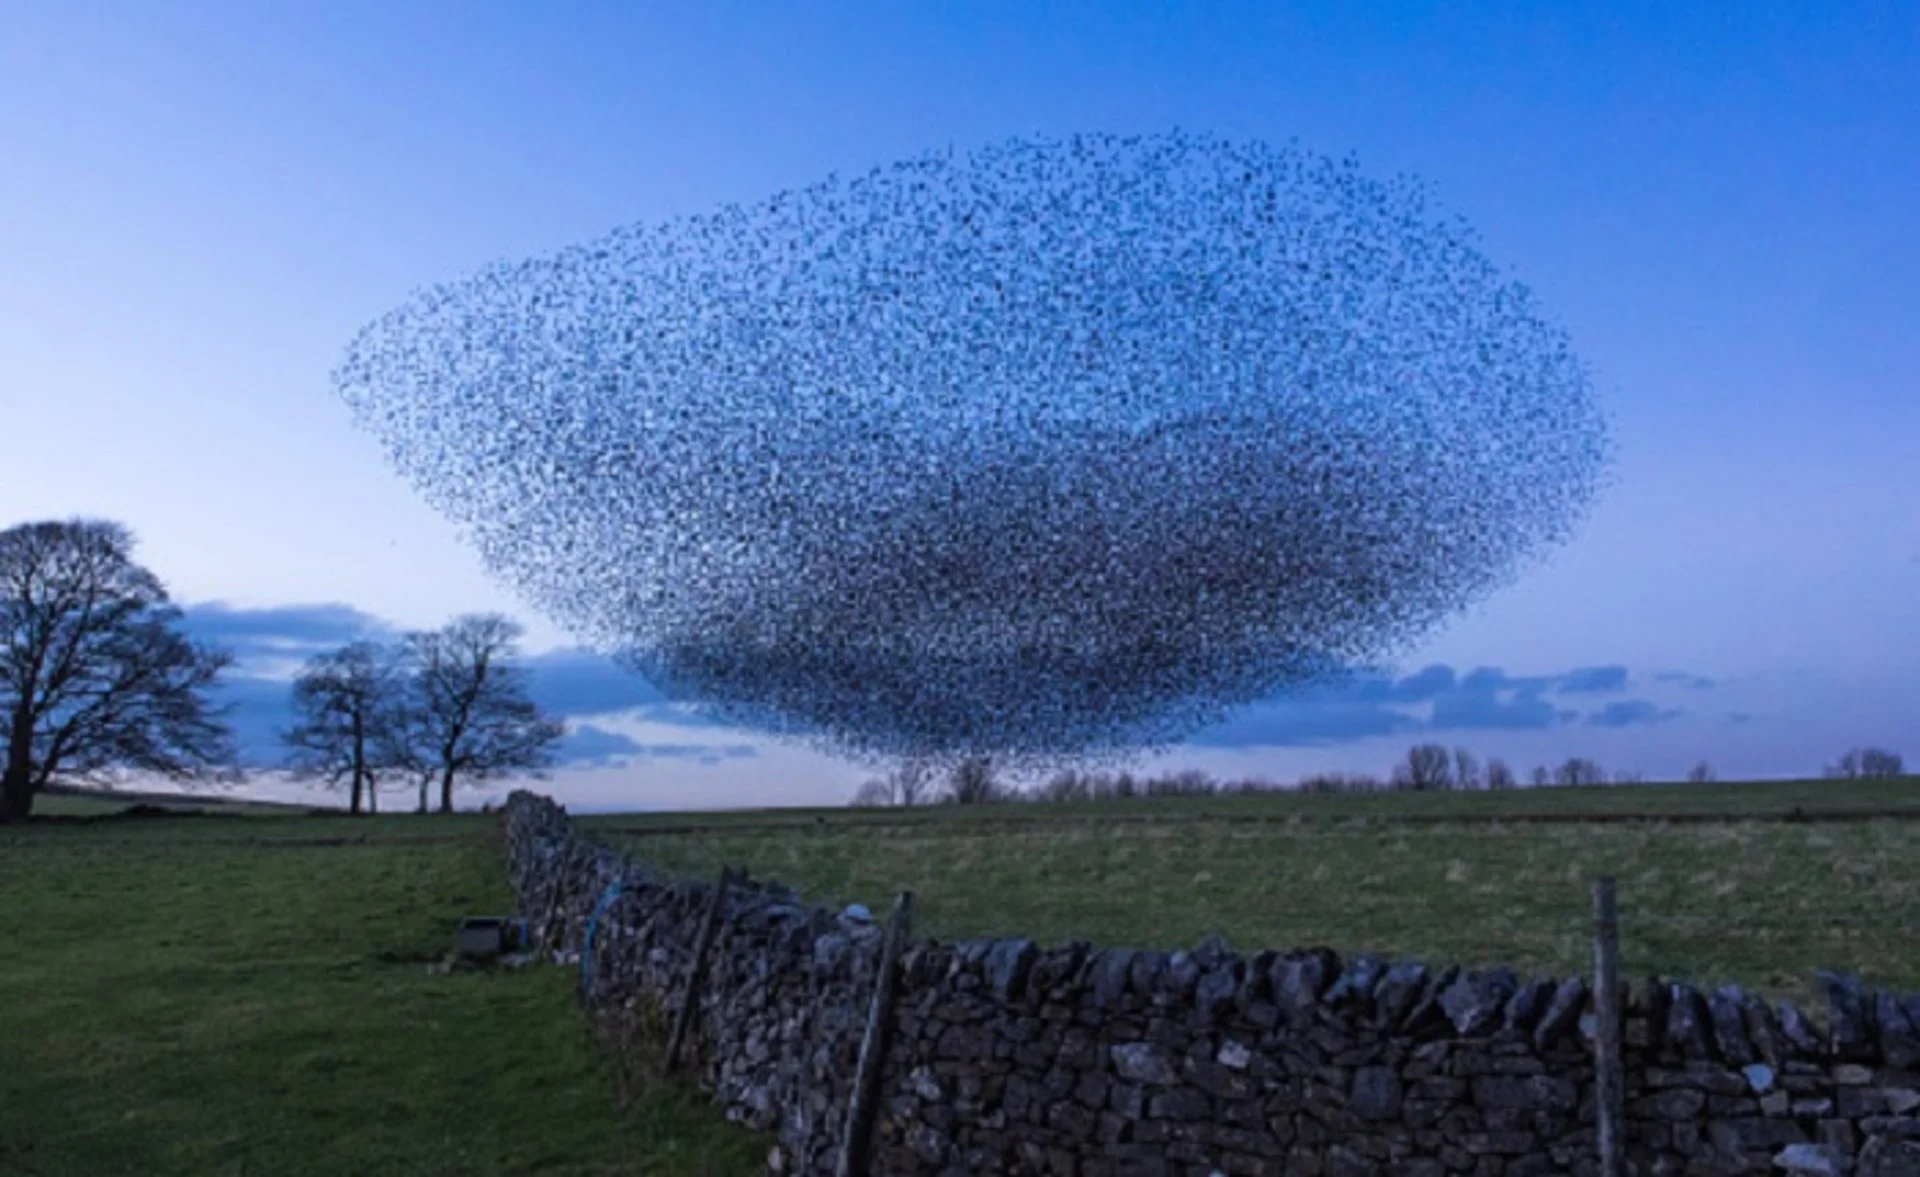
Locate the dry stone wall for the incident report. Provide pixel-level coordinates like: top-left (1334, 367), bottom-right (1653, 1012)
top-left (503, 791), bottom-right (1920, 1176)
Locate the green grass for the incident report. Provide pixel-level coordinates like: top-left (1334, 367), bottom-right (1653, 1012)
top-left (591, 778), bottom-right (1920, 1006)
top-left (7, 778), bottom-right (1916, 1175)
top-left (0, 814), bottom-right (764, 1177)
top-left (588, 774), bottom-right (1920, 833)
top-left (32, 784), bottom-right (314, 818)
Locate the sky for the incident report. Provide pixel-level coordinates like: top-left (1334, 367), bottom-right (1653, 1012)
top-left (3, 2), bottom-right (1916, 810)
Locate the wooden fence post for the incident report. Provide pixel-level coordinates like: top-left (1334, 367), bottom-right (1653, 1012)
top-left (836, 890), bottom-right (914, 1177)
top-left (664, 867), bottom-right (734, 1073)
top-left (1593, 877), bottom-right (1625, 1177)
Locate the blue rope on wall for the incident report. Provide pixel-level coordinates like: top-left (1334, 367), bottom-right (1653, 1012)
top-left (579, 875), bottom-right (625, 1005)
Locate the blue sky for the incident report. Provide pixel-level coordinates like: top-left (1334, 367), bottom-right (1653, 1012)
top-left (3, 3), bottom-right (1915, 809)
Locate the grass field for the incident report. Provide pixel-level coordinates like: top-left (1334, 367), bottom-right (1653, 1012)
top-left (4, 776), bottom-right (1916, 1175)
top-left (0, 812), bottom-right (763, 1177)
top-left (589, 776), bottom-right (1920, 1005)
top-left (30, 784), bottom-right (315, 819)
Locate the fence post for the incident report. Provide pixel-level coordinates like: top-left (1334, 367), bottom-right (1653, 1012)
top-left (837, 890), bottom-right (914, 1177)
top-left (665, 866), bottom-right (734, 1073)
top-left (1593, 877), bottom-right (1625, 1177)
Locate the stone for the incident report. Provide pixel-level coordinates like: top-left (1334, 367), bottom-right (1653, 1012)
top-left (908, 1125), bottom-right (951, 1166)
top-left (1819, 1119), bottom-right (1857, 1154)
top-left (1632, 1088), bottom-right (1705, 1120)
top-left (1746, 1063), bottom-right (1778, 1093)
top-left (1442, 970), bottom-right (1518, 1037)
top-left (1880, 994), bottom-right (1920, 1071)
top-left (1372, 959), bottom-right (1428, 1027)
top-left (1323, 1144), bottom-right (1377, 1177)
top-left (1773, 1142), bottom-right (1851, 1175)
top-left (1163, 951), bottom-right (1202, 1003)
top-left (1349, 1066), bottom-right (1402, 1121)
top-left (1889, 1091), bottom-right (1920, 1116)
top-left (1533, 976), bottom-right (1589, 1050)
top-left (1502, 977), bottom-right (1554, 1035)
top-left (1112, 1042), bottom-right (1177, 1086)
top-left (1148, 1088), bottom-right (1211, 1120)
top-left (1192, 934), bottom-right (1234, 970)
top-left (1667, 983), bottom-right (1717, 1058)
top-left (1324, 954), bottom-right (1385, 1014)
top-left (1819, 972), bottom-right (1874, 1056)
top-left (1092, 949), bottom-right (1138, 1009)
top-left (1708, 1117), bottom-right (1805, 1154)
top-left (1196, 965), bottom-right (1242, 1019)
top-left (1217, 1040), bottom-right (1253, 1070)
top-left (909, 1066), bottom-right (944, 1102)
top-left (1129, 950), bottom-right (1168, 998)
top-left (1780, 1000), bottom-right (1829, 1056)
top-left (1274, 950), bottom-right (1340, 1008)
top-left (986, 938), bottom-right (1040, 1002)
top-left (1401, 966), bottom-right (1459, 1035)
top-left (1857, 1136), bottom-right (1920, 1177)
top-left (1746, 996), bottom-right (1788, 1066)
top-left (1712, 986), bottom-right (1757, 1063)
top-left (1474, 1074), bottom-right (1577, 1112)
top-left (1838, 1065), bottom-right (1877, 1086)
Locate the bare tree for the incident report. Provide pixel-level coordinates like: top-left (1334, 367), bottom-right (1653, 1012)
top-left (396, 615), bottom-right (563, 813)
top-left (1484, 758), bottom-right (1516, 790)
top-left (1555, 757), bottom-right (1607, 787)
top-left (0, 520), bottom-right (235, 821)
top-left (1452, 747), bottom-right (1481, 791)
top-left (850, 758), bottom-right (937, 807)
top-left (1529, 765), bottom-right (1551, 788)
top-left (1861, 748), bottom-right (1905, 778)
top-left (1392, 743), bottom-right (1454, 791)
top-left (282, 640), bottom-right (406, 816)
top-left (946, 755), bottom-right (1003, 805)
top-left (1828, 747), bottom-right (1905, 779)
top-left (1687, 761), bottom-right (1716, 784)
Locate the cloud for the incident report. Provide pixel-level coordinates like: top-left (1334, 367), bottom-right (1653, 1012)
top-left (176, 602), bottom-right (1722, 762)
top-left (625, 742), bottom-right (759, 763)
top-left (1193, 659), bottom-right (1717, 748)
top-left (1558, 665), bottom-right (1629, 694)
top-left (1187, 698), bottom-right (1420, 748)
top-left (208, 674), bottom-right (298, 768)
top-left (557, 724), bottom-right (757, 767)
top-left (1588, 700), bottom-right (1683, 727)
top-left (522, 648), bottom-right (667, 716)
top-left (1431, 687), bottom-right (1566, 731)
top-left (180, 602), bottom-right (392, 666)
top-left (558, 723), bottom-right (647, 766)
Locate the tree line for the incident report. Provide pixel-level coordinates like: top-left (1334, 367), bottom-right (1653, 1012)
top-left (850, 739), bottom-right (1911, 807)
top-left (1, 518), bottom-right (560, 821)
top-left (281, 614), bottom-right (563, 814)
top-left (1, 517), bottom-right (1910, 822)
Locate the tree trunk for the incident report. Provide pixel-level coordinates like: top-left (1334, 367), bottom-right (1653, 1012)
top-left (438, 765), bottom-right (456, 814)
top-left (348, 720), bottom-right (365, 816)
top-left (416, 774), bottom-right (428, 815)
top-left (1, 718), bottom-right (35, 823)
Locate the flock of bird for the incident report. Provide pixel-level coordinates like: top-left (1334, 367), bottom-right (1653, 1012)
top-left (334, 132), bottom-right (1610, 770)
